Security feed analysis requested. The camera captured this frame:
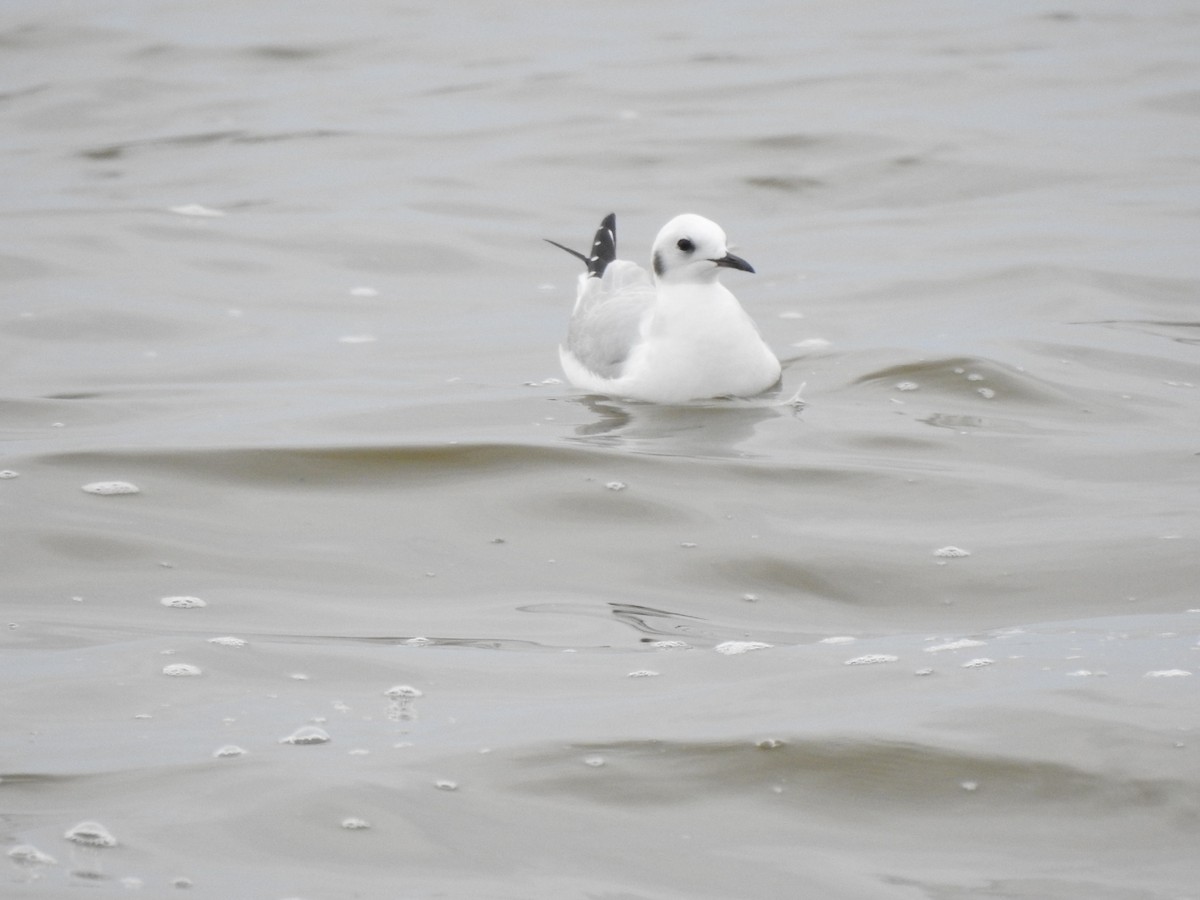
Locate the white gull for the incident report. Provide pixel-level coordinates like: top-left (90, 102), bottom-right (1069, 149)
top-left (546, 213), bottom-right (781, 404)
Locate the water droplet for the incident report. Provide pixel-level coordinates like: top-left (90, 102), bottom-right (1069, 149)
top-left (280, 725), bottom-right (331, 745)
top-left (0, 470), bottom-right (19, 479)
top-left (960, 780), bottom-right (979, 792)
top-left (583, 756), bottom-right (606, 767)
top-left (340, 817), bottom-right (371, 830)
top-left (741, 592), bottom-right (759, 602)
top-left (960, 658), bottom-right (995, 668)
top-left (714, 641), bottom-right (773, 655)
top-left (434, 780), bottom-right (458, 791)
top-left (679, 541), bottom-right (697, 549)
top-left (212, 745), bottom-right (246, 758)
top-left (914, 668), bottom-right (935, 676)
top-left (895, 381), bottom-right (919, 392)
top-left (81, 481), bottom-right (140, 495)
top-left (64, 821), bottom-right (117, 848)
top-left (160, 596), bottom-right (206, 609)
top-left (844, 654), bottom-right (899, 666)
top-left (977, 388), bottom-right (996, 399)
top-left (162, 664), bottom-right (202, 677)
top-left (626, 670), bottom-right (659, 678)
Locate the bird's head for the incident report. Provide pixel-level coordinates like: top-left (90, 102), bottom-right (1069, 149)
top-left (650, 214), bottom-right (754, 285)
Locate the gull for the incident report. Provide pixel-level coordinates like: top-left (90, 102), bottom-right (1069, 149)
top-left (546, 213), bottom-right (781, 404)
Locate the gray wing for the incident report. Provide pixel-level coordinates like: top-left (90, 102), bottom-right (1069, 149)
top-left (565, 260), bottom-right (656, 379)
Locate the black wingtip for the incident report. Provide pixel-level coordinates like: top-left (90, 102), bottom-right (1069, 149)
top-left (587, 213), bottom-right (617, 278)
top-left (546, 214), bottom-right (619, 279)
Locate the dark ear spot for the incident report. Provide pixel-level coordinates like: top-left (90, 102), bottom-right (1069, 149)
top-left (653, 250), bottom-right (664, 277)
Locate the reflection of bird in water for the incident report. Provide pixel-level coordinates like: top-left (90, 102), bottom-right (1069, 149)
top-left (547, 213), bottom-right (781, 404)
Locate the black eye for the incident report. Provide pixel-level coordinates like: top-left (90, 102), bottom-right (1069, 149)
top-left (677, 238), bottom-right (694, 253)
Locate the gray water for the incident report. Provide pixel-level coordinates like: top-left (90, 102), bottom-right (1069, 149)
top-left (3, 1), bottom-right (1199, 898)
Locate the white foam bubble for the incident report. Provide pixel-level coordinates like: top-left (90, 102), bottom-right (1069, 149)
top-left (714, 641), bottom-right (773, 655)
top-left (1144, 669), bottom-right (1191, 678)
top-left (64, 821), bottom-right (117, 848)
top-left (925, 638), bottom-right (986, 653)
top-left (212, 745), bottom-right (246, 758)
top-left (933, 546), bottom-right (971, 558)
top-left (844, 654), bottom-right (899, 666)
top-left (384, 685), bottom-right (423, 699)
top-left (961, 658), bottom-right (995, 668)
top-left (81, 481), bottom-right (140, 495)
top-left (626, 670), bottom-right (659, 678)
top-left (280, 725), bottom-right (331, 745)
top-left (207, 636), bottom-right (246, 648)
top-left (160, 596), bottom-right (206, 609)
top-left (162, 663), bottom-right (202, 677)
top-left (8, 844), bottom-right (56, 866)
top-left (340, 817), bottom-right (371, 830)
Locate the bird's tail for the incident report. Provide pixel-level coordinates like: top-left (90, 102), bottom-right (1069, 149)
top-left (544, 213), bottom-right (617, 278)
